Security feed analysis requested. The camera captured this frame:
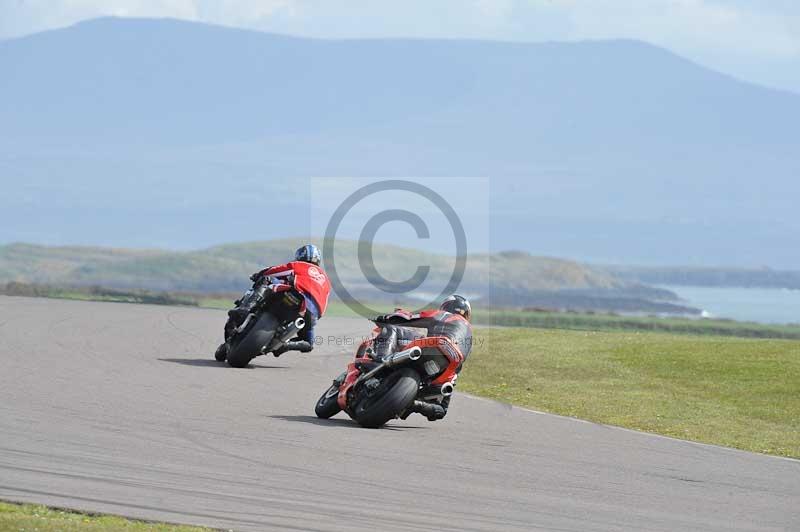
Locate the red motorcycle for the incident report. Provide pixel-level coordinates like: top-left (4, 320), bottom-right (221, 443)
top-left (314, 320), bottom-right (465, 428)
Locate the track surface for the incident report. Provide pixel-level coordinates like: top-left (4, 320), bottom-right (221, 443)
top-left (0, 297), bottom-right (797, 531)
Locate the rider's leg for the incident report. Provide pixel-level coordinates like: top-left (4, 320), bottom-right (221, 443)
top-left (373, 325), bottom-right (398, 359)
top-left (439, 395), bottom-right (451, 417)
top-left (393, 326), bottom-right (422, 350)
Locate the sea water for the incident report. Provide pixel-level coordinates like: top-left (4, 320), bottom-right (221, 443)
top-left (660, 285), bottom-right (800, 325)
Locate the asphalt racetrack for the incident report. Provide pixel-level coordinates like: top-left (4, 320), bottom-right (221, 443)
top-left (0, 297), bottom-right (797, 531)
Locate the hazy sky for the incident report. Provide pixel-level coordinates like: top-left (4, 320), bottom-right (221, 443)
top-left (1, 0), bottom-right (799, 93)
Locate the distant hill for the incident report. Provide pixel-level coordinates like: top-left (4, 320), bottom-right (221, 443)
top-left (1, 18), bottom-right (799, 267)
top-left (0, 240), bottom-right (695, 314)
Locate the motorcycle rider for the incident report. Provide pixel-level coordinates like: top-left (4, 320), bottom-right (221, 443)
top-left (215, 244), bottom-right (331, 360)
top-left (372, 294), bottom-right (472, 421)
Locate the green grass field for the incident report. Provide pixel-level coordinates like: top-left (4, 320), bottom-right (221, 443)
top-left (479, 308), bottom-right (800, 339)
top-left (200, 298), bottom-right (800, 339)
top-left (0, 502), bottom-right (211, 531)
top-left (460, 327), bottom-right (800, 458)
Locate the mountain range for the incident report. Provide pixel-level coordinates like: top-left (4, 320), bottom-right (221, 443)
top-left (1, 17), bottom-right (798, 267)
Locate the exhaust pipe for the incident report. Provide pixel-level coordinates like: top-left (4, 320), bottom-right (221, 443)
top-left (440, 382), bottom-right (455, 397)
top-left (261, 316), bottom-right (308, 354)
top-left (357, 346), bottom-right (422, 384)
top-left (385, 346), bottom-right (422, 367)
top-left (418, 382), bottom-right (455, 400)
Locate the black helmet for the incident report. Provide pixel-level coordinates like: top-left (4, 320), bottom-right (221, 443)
top-left (295, 244), bottom-right (322, 266)
top-left (440, 294), bottom-right (471, 321)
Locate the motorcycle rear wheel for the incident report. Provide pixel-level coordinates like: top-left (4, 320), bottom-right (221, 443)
top-left (352, 368), bottom-right (420, 428)
top-left (226, 313), bottom-right (278, 368)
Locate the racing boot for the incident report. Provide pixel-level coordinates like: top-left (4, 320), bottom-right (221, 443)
top-left (407, 400), bottom-right (446, 421)
top-left (272, 340), bottom-right (313, 357)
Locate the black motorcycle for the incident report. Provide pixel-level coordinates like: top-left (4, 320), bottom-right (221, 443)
top-left (215, 275), bottom-right (307, 368)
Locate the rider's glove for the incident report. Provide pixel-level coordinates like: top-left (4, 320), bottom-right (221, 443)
top-left (249, 271), bottom-right (262, 282)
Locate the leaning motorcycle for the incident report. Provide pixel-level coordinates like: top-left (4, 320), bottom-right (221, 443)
top-left (314, 320), bottom-right (464, 428)
top-left (216, 275), bottom-right (307, 368)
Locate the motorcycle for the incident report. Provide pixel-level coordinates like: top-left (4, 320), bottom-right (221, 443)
top-left (314, 320), bottom-right (464, 428)
top-left (216, 275), bottom-right (307, 368)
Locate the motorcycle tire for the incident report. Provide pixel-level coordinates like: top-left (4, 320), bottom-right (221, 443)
top-left (315, 384), bottom-right (342, 419)
top-left (226, 313), bottom-right (278, 368)
top-left (352, 367), bottom-right (420, 428)
top-left (214, 343), bottom-right (228, 362)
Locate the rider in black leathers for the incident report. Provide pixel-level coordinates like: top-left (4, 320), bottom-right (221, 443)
top-left (373, 295), bottom-right (472, 421)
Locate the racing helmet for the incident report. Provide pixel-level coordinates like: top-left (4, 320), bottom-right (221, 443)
top-left (440, 294), bottom-right (471, 321)
top-left (295, 244), bottom-right (322, 266)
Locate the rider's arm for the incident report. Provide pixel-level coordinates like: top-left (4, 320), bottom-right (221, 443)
top-left (375, 309), bottom-right (439, 329)
top-left (252, 263), bottom-right (296, 281)
top-left (374, 309), bottom-right (413, 324)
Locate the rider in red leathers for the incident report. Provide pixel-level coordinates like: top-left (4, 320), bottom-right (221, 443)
top-left (216, 244), bottom-right (331, 360)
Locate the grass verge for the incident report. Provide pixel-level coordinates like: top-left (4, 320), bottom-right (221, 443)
top-left (0, 502), bottom-right (213, 531)
top-left (460, 327), bottom-right (800, 458)
top-left (0, 282), bottom-right (197, 307)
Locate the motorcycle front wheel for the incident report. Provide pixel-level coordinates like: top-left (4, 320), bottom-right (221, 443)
top-left (352, 368), bottom-right (420, 428)
top-left (214, 343), bottom-right (228, 362)
top-left (315, 384), bottom-right (342, 419)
